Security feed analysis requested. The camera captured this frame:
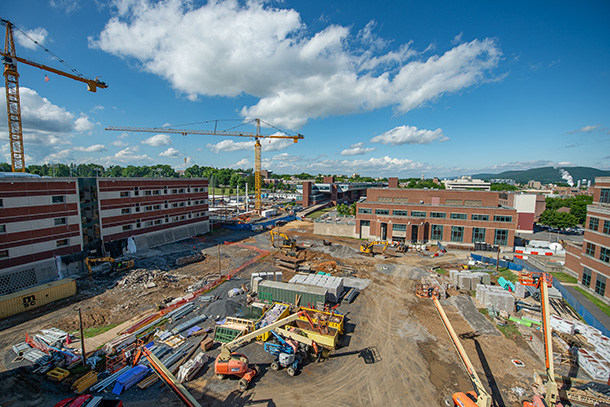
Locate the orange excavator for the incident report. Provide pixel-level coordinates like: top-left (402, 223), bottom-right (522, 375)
top-left (519, 271), bottom-right (564, 407)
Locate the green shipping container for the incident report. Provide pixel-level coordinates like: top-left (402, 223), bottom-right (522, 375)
top-left (258, 281), bottom-right (326, 309)
top-left (0, 279), bottom-right (77, 319)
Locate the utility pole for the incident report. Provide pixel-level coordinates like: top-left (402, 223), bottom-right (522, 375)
top-left (217, 244), bottom-right (221, 278)
top-left (78, 308), bottom-right (87, 367)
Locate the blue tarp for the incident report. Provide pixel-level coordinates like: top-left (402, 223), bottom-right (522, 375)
top-left (223, 214), bottom-right (296, 231)
top-left (112, 365), bottom-right (149, 395)
top-left (470, 253), bottom-right (523, 271)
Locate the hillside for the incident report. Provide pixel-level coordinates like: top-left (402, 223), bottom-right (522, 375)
top-left (472, 166), bottom-right (610, 185)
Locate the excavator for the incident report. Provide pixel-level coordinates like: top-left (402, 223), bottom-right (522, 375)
top-left (269, 230), bottom-right (297, 251)
top-left (214, 310), bottom-right (318, 391)
top-left (427, 291), bottom-right (492, 407)
top-left (519, 271), bottom-right (564, 407)
top-left (85, 257), bottom-right (134, 277)
top-left (359, 241), bottom-right (389, 257)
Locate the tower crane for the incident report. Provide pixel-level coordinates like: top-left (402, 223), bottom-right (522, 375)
top-left (1, 18), bottom-right (107, 172)
top-left (106, 119), bottom-right (304, 213)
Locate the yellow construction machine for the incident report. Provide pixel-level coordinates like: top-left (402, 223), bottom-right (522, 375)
top-left (85, 257), bottom-right (134, 276)
top-left (359, 241), bottom-right (389, 257)
top-left (269, 230), bottom-right (297, 251)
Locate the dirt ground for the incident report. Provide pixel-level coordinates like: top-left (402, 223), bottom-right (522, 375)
top-left (0, 219), bottom-right (546, 407)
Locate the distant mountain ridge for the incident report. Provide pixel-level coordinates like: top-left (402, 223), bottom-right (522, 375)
top-left (471, 166), bottom-right (610, 184)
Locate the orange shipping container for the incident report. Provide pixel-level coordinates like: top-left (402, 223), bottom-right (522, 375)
top-left (0, 278), bottom-right (77, 319)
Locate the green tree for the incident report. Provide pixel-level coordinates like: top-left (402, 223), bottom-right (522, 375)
top-left (0, 162), bottom-right (12, 172)
top-left (490, 183), bottom-right (518, 191)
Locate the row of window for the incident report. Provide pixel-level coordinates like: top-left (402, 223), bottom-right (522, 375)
top-left (360, 208), bottom-right (511, 222)
top-left (0, 239), bottom-right (71, 259)
top-left (585, 242), bottom-right (610, 263)
top-left (601, 188), bottom-right (610, 204)
top-left (120, 199), bottom-right (207, 214)
top-left (588, 217), bottom-right (610, 235)
top-left (121, 212), bottom-right (207, 231)
top-left (120, 186), bottom-right (206, 198)
top-left (582, 267), bottom-right (606, 297)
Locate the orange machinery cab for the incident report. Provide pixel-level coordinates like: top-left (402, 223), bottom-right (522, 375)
top-left (214, 352), bottom-right (258, 391)
top-left (452, 391), bottom-right (479, 407)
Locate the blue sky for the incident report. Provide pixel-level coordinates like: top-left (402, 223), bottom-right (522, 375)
top-left (2, 0), bottom-right (609, 178)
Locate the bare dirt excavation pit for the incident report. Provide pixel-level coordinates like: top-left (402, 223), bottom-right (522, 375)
top-left (0, 220), bottom-right (546, 406)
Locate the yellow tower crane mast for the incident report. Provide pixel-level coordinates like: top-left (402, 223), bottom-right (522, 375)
top-left (2, 18), bottom-right (107, 172)
top-left (106, 119), bottom-right (304, 213)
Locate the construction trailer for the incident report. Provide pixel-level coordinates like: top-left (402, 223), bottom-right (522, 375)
top-left (257, 280), bottom-right (326, 310)
top-left (0, 279), bottom-right (76, 319)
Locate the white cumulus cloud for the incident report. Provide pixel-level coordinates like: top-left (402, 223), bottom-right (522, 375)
top-left (74, 144), bottom-right (107, 152)
top-left (233, 158), bottom-right (251, 168)
top-left (14, 27), bottom-right (48, 50)
top-left (142, 133), bottom-right (172, 146)
top-left (340, 142), bottom-right (375, 156)
top-left (207, 137), bottom-right (293, 153)
top-left (159, 147), bottom-right (181, 158)
top-left (74, 115), bottom-right (95, 132)
top-left (371, 125), bottom-right (448, 145)
top-left (90, 0), bottom-right (502, 129)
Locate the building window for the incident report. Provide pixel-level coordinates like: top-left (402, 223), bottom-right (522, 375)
top-left (493, 215), bottom-right (513, 223)
top-left (120, 191), bottom-right (129, 197)
top-left (393, 224), bottom-right (407, 231)
top-left (601, 188), bottom-right (610, 204)
top-left (121, 208), bottom-right (130, 214)
top-left (472, 214), bottom-right (489, 221)
top-left (134, 187), bottom-right (139, 196)
top-left (0, 198), bottom-right (3, 207)
top-left (0, 224), bottom-right (6, 233)
top-left (145, 221), bottom-right (153, 227)
top-left (54, 217), bottom-right (67, 226)
top-left (450, 213), bottom-right (467, 220)
top-left (135, 203), bottom-right (140, 212)
top-left (164, 186), bottom-right (168, 193)
top-left (123, 225), bottom-right (132, 231)
top-left (172, 189), bottom-right (178, 194)
top-left (144, 190), bottom-right (152, 196)
top-left (375, 209), bottom-right (389, 215)
top-left (393, 210), bottom-right (408, 216)
top-left (589, 217), bottom-right (600, 231)
top-left (494, 229), bottom-right (509, 246)
top-left (154, 219), bottom-right (162, 225)
top-left (585, 243), bottom-right (596, 257)
top-left (411, 211), bottom-right (426, 217)
top-left (595, 275), bottom-right (606, 297)
top-left (56, 239), bottom-right (69, 247)
top-left (145, 205), bottom-right (153, 211)
top-left (451, 226), bottom-right (464, 242)
top-left (472, 227), bottom-right (486, 243)
top-left (361, 220), bottom-right (370, 227)
top-left (136, 220), bottom-right (141, 228)
top-left (582, 267), bottom-right (592, 287)
top-left (431, 225), bottom-right (443, 240)
top-left (601, 247), bottom-right (610, 264)
top-left (603, 220), bottom-right (610, 235)
top-left (430, 212), bottom-right (446, 218)
top-left (52, 195), bottom-right (65, 203)
top-left (0, 249), bottom-right (8, 258)
top-left (165, 200), bottom-right (169, 209)
top-left (153, 190), bottom-right (161, 195)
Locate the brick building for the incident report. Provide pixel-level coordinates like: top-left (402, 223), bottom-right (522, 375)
top-left (298, 176), bottom-right (385, 207)
top-left (0, 175), bottom-right (208, 295)
top-left (564, 177), bottom-right (610, 302)
top-left (355, 186), bottom-right (518, 248)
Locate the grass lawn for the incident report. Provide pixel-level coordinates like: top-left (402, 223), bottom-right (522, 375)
top-left (480, 267), bottom-right (518, 283)
top-left (575, 287), bottom-right (610, 318)
top-left (551, 272), bottom-right (578, 284)
top-left (307, 208), bottom-right (334, 219)
top-left (81, 323), bottom-right (118, 338)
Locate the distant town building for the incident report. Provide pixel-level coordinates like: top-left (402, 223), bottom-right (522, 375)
top-left (490, 178), bottom-right (516, 186)
top-left (297, 180), bottom-right (385, 207)
top-left (0, 176), bottom-right (209, 295)
top-left (442, 176), bottom-right (491, 191)
top-left (527, 180), bottom-right (542, 189)
top-left (564, 177), bottom-right (610, 303)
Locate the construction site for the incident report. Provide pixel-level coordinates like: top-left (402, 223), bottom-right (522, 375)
top-left (1, 217), bottom-right (610, 407)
